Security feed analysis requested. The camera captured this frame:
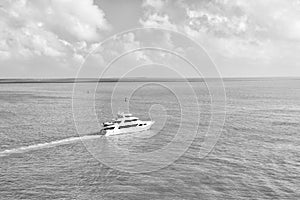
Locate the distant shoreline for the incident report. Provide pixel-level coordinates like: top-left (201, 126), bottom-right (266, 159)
top-left (0, 77), bottom-right (299, 84)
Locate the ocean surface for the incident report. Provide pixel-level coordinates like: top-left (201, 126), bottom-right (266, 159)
top-left (0, 79), bottom-right (299, 199)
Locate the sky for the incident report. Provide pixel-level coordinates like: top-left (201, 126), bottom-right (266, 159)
top-left (0, 0), bottom-right (300, 78)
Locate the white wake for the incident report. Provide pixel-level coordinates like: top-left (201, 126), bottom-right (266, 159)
top-left (0, 135), bottom-right (101, 157)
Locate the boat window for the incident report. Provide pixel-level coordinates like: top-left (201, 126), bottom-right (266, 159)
top-left (139, 124), bottom-right (143, 126)
top-left (104, 127), bottom-right (115, 130)
top-left (119, 124), bottom-right (138, 129)
top-left (124, 119), bottom-right (138, 123)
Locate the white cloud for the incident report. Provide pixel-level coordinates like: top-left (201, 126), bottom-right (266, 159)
top-left (180, 0), bottom-right (300, 61)
top-left (140, 13), bottom-right (177, 30)
top-left (225, 0), bottom-right (300, 41)
top-left (72, 53), bottom-right (85, 64)
top-left (0, 51), bottom-right (10, 60)
top-left (44, 0), bottom-right (110, 41)
top-left (0, 22), bottom-right (65, 58)
top-left (0, 0), bottom-right (110, 61)
top-left (122, 32), bottom-right (141, 52)
top-left (142, 0), bottom-right (166, 10)
top-left (185, 7), bottom-right (250, 38)
top-left (94, 32), bottom-right (152, 64)
top-left (1, 0), bottom-right (300, 77)
top-left (138, 0), bottom-right (300, 77)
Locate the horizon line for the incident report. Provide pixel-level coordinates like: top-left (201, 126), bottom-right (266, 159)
top-left (0, 77), bottom-right (299, 84)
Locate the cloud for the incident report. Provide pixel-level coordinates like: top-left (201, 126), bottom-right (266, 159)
top-left (186, 8), bottom-right (249, 38)
top-left (242, 0), bottom-right (300, 41)
top-left (93, 32), bottom-right (152, 64)
top-left (42, 0), bottom-right (110, 42)
top-left (138, 0), bottom-right (300, 76)
top-left (140, 0), bottom-right (178, 30)
top-left (139, 13), bottom-right (177, 30)
top-left (0, 21), bottom-right (66, 59)
top-left (1, 0), bottom-right (300, 77)
top-left (0, 0), bottom-right (110, 61)
top-left (142, 0), bottom-right (166, 10)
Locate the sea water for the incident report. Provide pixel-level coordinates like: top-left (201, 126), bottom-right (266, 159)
top-left (0, 79), bottom-right (299, 199)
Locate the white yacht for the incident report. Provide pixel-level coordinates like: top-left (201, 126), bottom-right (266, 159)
top-left (100, 112), bottom-right (154, 136)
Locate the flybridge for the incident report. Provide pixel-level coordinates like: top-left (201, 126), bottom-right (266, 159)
top-left (102, 116), bottom-right (138, 126)
top-left (117, 112), bottom-right (133, 118)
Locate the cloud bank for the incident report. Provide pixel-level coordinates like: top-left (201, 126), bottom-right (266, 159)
top-left (0, 0), bottom-right (109, 60)
top-left (0, 0), bottom-right (299, 77)
top-left (140, 0), bottom-right (300, 77)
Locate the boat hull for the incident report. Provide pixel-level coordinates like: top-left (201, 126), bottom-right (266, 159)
top-left (105, 121), bottom-right (154, 136)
